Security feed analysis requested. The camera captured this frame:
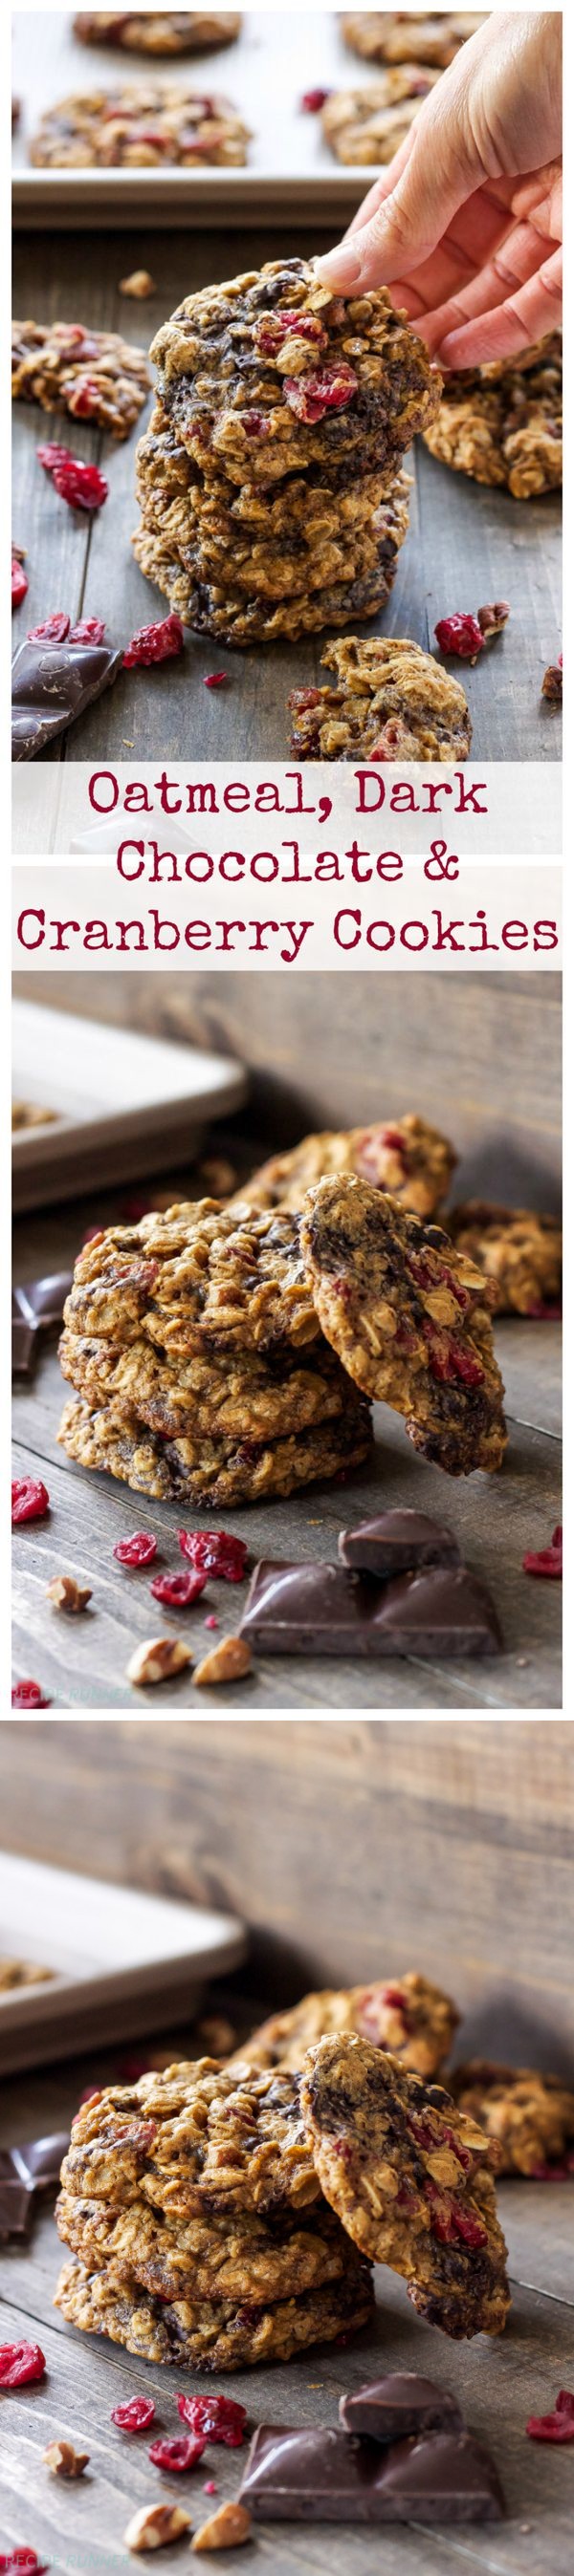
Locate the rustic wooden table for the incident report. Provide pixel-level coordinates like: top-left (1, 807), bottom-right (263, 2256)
top-left (12, 224), bottom-right (563, 766)
top-left (12, 1153), bottom-right (562, 1712)
top-left (0, 2046), bottom-right (572, 2576)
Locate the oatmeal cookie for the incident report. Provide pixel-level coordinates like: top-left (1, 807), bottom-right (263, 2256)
top-left (58, 1327), bottom-right (352, 1440)
top-left (136, 400), bottom-right (399, 541)
top-left (342, 15), bottom-right (486, 69)
top-left (300, 1177), bottom-right (506, 1475)
top-left (60, 2059), bottom-right (321, 2217)
top-left (31, 84), bottom-right (251, 168)
top-left (300, 2035), bottom-right (510, 2339)
top-left (132, 514), bottom-right (406, 642)
top-left (57, 1391), bottom-right (372, 1506)
top-left (55, 2190), bottom-right (352, 2305)
top-left (423, 336), bottom-right (562, 499)
top-left (449, 1204), bottom-right (562, 1317)
top-left (233, 1115), bottom-right (456, 1223)
top-left (289, 636), bottom-right (472, 762)
top-left (11, 319), bottom-right (150, 440)
top-left (63, 1200), bottom-right (320, 1353)
top-left (74, 13), bottom-right (242, 53)
top-left (452, 2064), bottom-right (574, 2178)
top-left (322, 69), bottom-right (440, 166)
top-left (54, 2253), bottom-right (373, 2370)
top-left (231, 1974), bottom-right (459, 2080)
top-left (135, 424), bottom-right (409, 602)
top-left (149, 259), bottom-right (440, 487)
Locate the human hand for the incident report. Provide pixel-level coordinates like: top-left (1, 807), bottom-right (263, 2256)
top-left (315, 11), bottom-right (562, 368)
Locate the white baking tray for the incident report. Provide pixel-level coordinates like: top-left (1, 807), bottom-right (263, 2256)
top-left (12, 5), bottom-right (395, 223)
top-left (0, 1851), bottom-right (247, 2071)
top-left (12, 998), bottom-right (248, 1208)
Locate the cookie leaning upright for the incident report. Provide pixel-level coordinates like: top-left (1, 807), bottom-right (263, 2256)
top-left (299, 1175), bottom-right (507, 1475)
top-left (132, 258), bottom-right (440, 643)
top-left (299, 2034), bottom-right (511, 2340)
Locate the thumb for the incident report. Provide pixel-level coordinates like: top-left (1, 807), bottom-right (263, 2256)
top-left (315, 93), bottom-right (483, 295)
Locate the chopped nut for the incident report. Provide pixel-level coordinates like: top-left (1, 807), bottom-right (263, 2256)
top-left (120, 270), bottom-right (156, 299)
top-left (126, 1636), bottom-right (192, 1686)
top-left (192, 2502), bottom-right (252, 2552)
top-left (124, 2504), bottom-right (191, 2552)
top-left (46, 1573), bottom-right (92, 1613)
top-left (541, 659), bottom-right (563, 704)
top-left (192, 1636), bottom-right (253, 1688)
top-left (43, 2438), bottom-right (90, 2477)
top-left (476, 600), bottom-right (510, 639)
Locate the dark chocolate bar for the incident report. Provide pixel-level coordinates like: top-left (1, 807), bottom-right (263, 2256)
top-left (239, 2423), bottom-right (504, 2523)
top-left (340, 2371), bottom-right (462, 2443)
top-left (339, 1509), bottom-right (460, 1577)
top-left (12, 1272), bottom-right (74, 1376)
top-left (12, 636), bottom-right (121, 760)
top-left (240, 1559), bottom-right (501, 1657)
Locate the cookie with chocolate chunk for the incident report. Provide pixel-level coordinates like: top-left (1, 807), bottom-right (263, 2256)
top-left (60, 2059), bottom-right (321, 2218)
top-left (448, 1203), bottom-right (562, 1316)
top-left (231, 1973), bottom-right (459, 2080)
top-left (63, 1200), bottom-right (320, 1354)
top-left (322, 67), bottom-right (439, 165)
top-left (54, 2252), bottom-right (374, 2370)
top-left (453, 2063), bottom-right (574, 2177)
top-left (74, 13), bottom-right (242, 52)
top-left (55, 2189), bottom-right (354, 2306)
top-left (31, 84), bottom-right (251, 168)
top-left (234, 1116), bottom-right (456, 1221)
top-left (424, 336), bottom-right (562, 500)
top-left (57, 1391), bottom-right (372, 1507)
top-left (342, 14), bottom-right (485, 69)
top-left (288, 636), bottom-right (472, 762)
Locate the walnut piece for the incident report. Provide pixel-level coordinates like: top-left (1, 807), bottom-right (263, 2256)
top-left (43, 2438), bottom-right (90, 2477)
top-left (124, 2505), bottom-right (191, 2552)
top-left (476, 600), bottom-right (510, 639)
top-left (120, 270), bottom-right (156, 298)
top-left (193, 1636), bottom-right (253, 1687)
top-left (541, 660), bottom-right (563, 704)
top-left (126, 1636), bottom-right (191, 1685)
top-left (192, 2502), bottom-right (252, 2552)
top-left (46, 1573), bottom-right (92, 1612)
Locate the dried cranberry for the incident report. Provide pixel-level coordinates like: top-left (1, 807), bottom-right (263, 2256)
top-left (435, 614), bottom-right (484, 661)
top-left (111, 2394), bottom-right (156, 2432)
top-left (300, 86), bottom-right (331, 110)
top-left (382, 1129), bottom-right (408, 1158)
top-left (284, 362), bottom-right (358, 423)
top-left (529, 2154), bottom-right (574, 2180)
top-left (12, 1477), bottom-right (50, 1525)
top-left (204, 2479), bottom-right (217, 2495)
top-left (176, 2393), bottom-right (247, 2448)
top-left (526, 2390), bottom-right (574, 2442)
top-left (522, 1525), bottom-right (562, 1579)
top-left (204, 671), bottom-right (229, 688)
top-left (205, 1613), bottom-right (219, 1629)
top-left (290, 686), bottom-right (321, 709)
top-left (11, 555), bottom-right (28, 609)
top-left (27, 614), bottom-right (71, 643)
top-left (37, 442), bottom-right (74, 473)
top-left (178, 1529), bottom-right (248, 1583)
top-left (123, 613), bottom-right (185, 668)
top-left (69, 617), bottom-right (106, 643)
top-left (68, 377), bottom-right (103, 419)
top-left (148, 2435), bottom-right (206, 2472)
top-left (53, 460), bottom-right (108, 512)
top-left (255, 312), bottom-right (325, 357)
top-left (114, 1531), bottom-right (158, 1567)
top-left (150, 1570), bottom-right (207, 1608)
top-left (527, 1301), bottom-right (562, 1320)
top-left (381, 1984), bottom-right (408, 2014)
top-left (11, 1680), bottom-right (51, 1709)
top-left (241, 411), bottom-right (270, 438)
top-left (0, 2342), bottom-right (46, 2388)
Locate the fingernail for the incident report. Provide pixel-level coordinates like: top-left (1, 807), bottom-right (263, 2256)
top-left (314, 245), bottom-right (364, 289)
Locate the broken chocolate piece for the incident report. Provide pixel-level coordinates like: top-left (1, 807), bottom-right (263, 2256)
top-left (12, 1273), bottom-right (74, 1377)
top-left (240, 1558), bottom-right (501, 1657)
top-left (339, 1509), bottom-right (460, 1576)
top-left (12, 636), bottom-right (122, 760)
top-left (240, 2423), bottom-right (504, 2523)
top-left (0, 2132), bottom-right (69, 2239)
top-left (340, 2371), bottom-right (463, 2443)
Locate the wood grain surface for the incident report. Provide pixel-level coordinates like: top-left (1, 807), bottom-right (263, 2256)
top-left (2, 1721), bottom-right (573, 2057)
top-left (12, 224), bottom-right (563, 765)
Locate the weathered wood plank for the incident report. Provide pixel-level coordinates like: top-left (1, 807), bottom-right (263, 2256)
top-left (12, 225), bottom-right (562, 765)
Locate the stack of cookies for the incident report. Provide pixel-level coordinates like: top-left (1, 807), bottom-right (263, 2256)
top-left (131, 257), bottom-right (440, 644)
top-left (54, 2031), bottom-right (511, 2366)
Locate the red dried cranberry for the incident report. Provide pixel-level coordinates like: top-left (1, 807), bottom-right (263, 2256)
top-left (150, 1570), bottom-right (208, 1608)
top-left (300, 86), bottom-right (331, 110)
top-left (52, 460), bottom-right (108, 512)
top-left (176, 2393), bottom-right (247, 2448)
top-left (69, 617), bottom-right (106, 643)
top-left (382, 1128), bottom-right (408, 1157)
top-left (114, 1531), bottom-right (158, 1567)
top-left (123, 613), bottom-right (185, 668)
top-left (27, 614), bottom-right (71, 643)
top-left (255, 312), bottom-right (325, 357)
top-left (37, 442), bottom-right (74, 473)
top-left (11, 556), bottom-right (28, 609)
top-left (284, 362), bottom-right (358, 423)
top-left (178, 1529), bottom-right (248, 1583)
top-left (290, 687), bottom-right (321, 709)
top-left (526, 2390), bottom-right (574, 2442)
top-left (67, 377), bottom-right (103, 419)
top-left (529, 2154), bottom-right (574, 2180)
top-left (204, 2479), bottom-right (217, 2495)
top-left (241, 411), bottom-right (270, 438)
top-left (205, 1613), bottom-right (219, 1629)
top-left (527, 1301), bottom-right (562, 1320)
top-left (435, 614), bottom-right (484, 661)
top-left (148, 2435), bottom-right (206, 2472)
top-left (381, 1984), bottom-right (408, 2014)
top-left (0, 2342), bottom-right (46, 2388)
top-left (111, 2394), bottom-right (156, 2432)
top-left (523, 1525), bottom-right (563, 1579)
top-left (12, 1477), bottom-right (50, 1526)
top-left (204, 671), bottom-right (229, 687)
top-left (11, 1680), bottom-right (51, 1709)
top-left (0, 2556), bottom-right (49, 2576)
